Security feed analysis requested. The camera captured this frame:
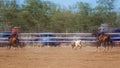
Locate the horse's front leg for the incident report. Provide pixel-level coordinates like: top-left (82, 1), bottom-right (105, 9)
top-left (105, 41), bottom-right (111, 51)
top-left (107, 41), bottom-right (113, 51)
top-left (96, 42), bottom-right (100, 52)
top-left (97, 43), bottom-right (102, 52)
top-left (103, 42), bottom-right (109, 52)
top-left (103, 42), bottom-right (107, 51)
top-left (79, 44), bottom-right (82, 49)
top-left (8, 43), bottom-right (12, 49)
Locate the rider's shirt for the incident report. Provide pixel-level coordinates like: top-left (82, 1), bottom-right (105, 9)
top-left (12, 28), bottom-right (20, 35)
top-left (99, 26), bottom-right (108, 33)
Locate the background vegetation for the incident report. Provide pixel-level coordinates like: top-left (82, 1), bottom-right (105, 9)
top-left (0, 0), bottom-right (120, 33)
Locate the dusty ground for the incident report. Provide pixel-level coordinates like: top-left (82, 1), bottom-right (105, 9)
top-left (0, 45), bottom-right (120, 68)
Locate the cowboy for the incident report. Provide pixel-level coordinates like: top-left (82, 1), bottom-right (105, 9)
top-left (10, 26), bottom-right (20, 43)
top-left (98, 24), bottom-right (108, 36)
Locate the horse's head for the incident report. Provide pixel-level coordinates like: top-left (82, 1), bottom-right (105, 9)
top-left (92, 29), bottom-right (99, 37)
top-left (92, 32), bottom-right (99, 37)
top-left (71, 42), bottom-right (75, 49)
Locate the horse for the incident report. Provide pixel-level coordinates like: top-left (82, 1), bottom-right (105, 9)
top-left (8, 35), bottom-right (23, 49)
top-left (71, 39), bottom-right (86, 49)
top-left (92, 32), bottom-right (114, 51)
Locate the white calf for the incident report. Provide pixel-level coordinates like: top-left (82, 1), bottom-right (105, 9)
top-left (71, 40), bottom-right (86, 49)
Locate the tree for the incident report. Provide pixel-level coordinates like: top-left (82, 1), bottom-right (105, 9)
top-left (21, 0), bottom-right (49, 32)
top-left (0, 0), bottom-right (21, 31)
top-left (74, 2), bottom-right (93, 32)
top-left (0, 0), bottom-right (119, 33)
top-left (95, 0), bottom-right (117, 25)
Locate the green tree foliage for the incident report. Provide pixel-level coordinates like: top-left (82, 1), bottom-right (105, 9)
top-left (0, 0), bottom-right (20, 31)
top-left (95, 0), bottom-right (117, 25)
top-left (0, 0), bottom-right (119, 33)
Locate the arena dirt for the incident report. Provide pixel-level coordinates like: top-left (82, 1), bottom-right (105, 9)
top-left (0, 46), bottom-right (120, 68)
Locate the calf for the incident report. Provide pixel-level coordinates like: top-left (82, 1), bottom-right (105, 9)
top-left (71, 40), bottom-right (86, 49)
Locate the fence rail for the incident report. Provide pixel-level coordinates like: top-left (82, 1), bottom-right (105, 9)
top-left (0, 33), bottom-right (120, 43)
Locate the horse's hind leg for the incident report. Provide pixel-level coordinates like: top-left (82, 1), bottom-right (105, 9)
top-left (95, 44), bottom-right (98, 52)
top-left (96, 43), bottom-right (101, 52)
top-left (20, 44), bottom-right (23, 48)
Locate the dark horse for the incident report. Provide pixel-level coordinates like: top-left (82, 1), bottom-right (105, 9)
top-left (92, 32), bottom-right (114, 51)
top-left (8, 35), bottom-right (23, 49)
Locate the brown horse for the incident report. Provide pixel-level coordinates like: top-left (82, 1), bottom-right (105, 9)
top-left (92, 32), bottom-right (113, 51)
top-left (8, 35), bottom-right (22, 49)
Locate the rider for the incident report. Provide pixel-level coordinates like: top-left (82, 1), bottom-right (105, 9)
top-left (10, 26), bottom-right (20, 43)
top-left (98, 24), bottom-right (108, 36)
